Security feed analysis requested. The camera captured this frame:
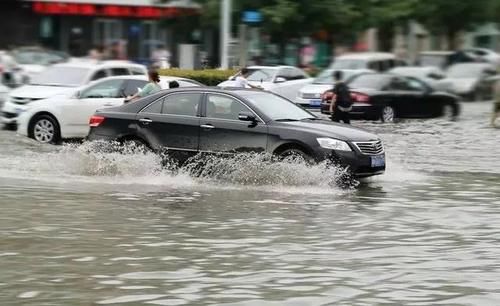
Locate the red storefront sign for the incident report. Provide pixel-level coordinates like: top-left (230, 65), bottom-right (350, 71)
top-left (32, 1), bottom-right (199, 18)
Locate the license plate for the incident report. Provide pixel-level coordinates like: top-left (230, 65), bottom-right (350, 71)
top-left (371, 155), bottom-right (385, 168)
top-left (309, 99), bottom-right (322, 106)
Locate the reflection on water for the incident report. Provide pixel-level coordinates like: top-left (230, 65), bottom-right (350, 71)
top-left (0, 102), bottom-right (499, 305)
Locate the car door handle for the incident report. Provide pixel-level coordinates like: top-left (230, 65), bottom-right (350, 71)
top-left (138, 118), bottom-right (153, 125)
top-left (200, 124), bottom-right (215, 130)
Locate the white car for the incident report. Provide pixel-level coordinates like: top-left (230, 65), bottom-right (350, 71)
top-left (463, 48), bottom-right (500, 66)
top-left (439, 63), bottom-right (497, 100)
top-left (0, 84), bottom-right (9, 109)
top-left (1, 60), bottom-right (147, 128)
top-left (330, 52), bottom-right (406, 72)
top-left (218, 66), bottom-right (312, 101)
top-left (389, 66), bottom-right (451, 92)
top-left (17, 75), bottom-right (203, 143)
top-left (296, 68), bottom-right (373, 108)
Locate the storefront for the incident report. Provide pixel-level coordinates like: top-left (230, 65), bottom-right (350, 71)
top-left (0, 0), bottom-right (200, 61)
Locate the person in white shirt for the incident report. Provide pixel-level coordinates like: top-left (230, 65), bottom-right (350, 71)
top-left (233, 68), bottom-right (261, 89)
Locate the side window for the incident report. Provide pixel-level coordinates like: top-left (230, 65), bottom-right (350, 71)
top-left (389, 77), bottom-right (408, 91)
top-left (141, 99), bottom-right (163, 114)
top-left (287, 68), bottom-right (306, 80)
top-left (406, 78), bottom-right (427, 92)
top-left (124, 80), bottom-right (148, 96)
top-left (163, 93), bottom-right (201, 117)
top-left (368, 60), bottom-right (380, 71)
top-left (110, 68), bottom-right (131, 76)
top-left (80, 79), bottom-right (125, 99)
top-left (131, 67), bottom-right (147, 75)
top-left (91, 70), bottom-right (107, 81)
top-left (206, 94), bottom-right (251, 120)
top-left (275, 69), bottom-right (289, 81)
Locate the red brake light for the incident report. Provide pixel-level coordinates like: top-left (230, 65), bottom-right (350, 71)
top-left (350, 92), bottom-right (370, 103)
top-left (89, 115), bottom-right (105, 127)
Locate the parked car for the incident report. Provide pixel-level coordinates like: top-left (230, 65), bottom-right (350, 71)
top-left (0, 84), bottom-right (9, 109)
top-left (0, 51), bottom-right (27, 88)
top-left (16, 75), bottom-right (202, 143)
top-left (440, 63), bottom-right (497, 101)
top-left (330, 52), bottom-right (406, 72)
top-left (1, 60), bottom-right (147, 129)
top-left (218, 66), bottom-right (312, 101)
top-left (462, 48), bottom-right (500, 66)
top-left (417, 50), bottom-right (479, 70)
top-left (295, 68), bottom-right (373, 108)
top-left (389, 66), bottom-right (451, 92)
top-left (87, 88), bottom-right (386, 178)
top-left (320, 72), bottom-right (460, 122)
top-left (10, 46), bottom-right (70, 83)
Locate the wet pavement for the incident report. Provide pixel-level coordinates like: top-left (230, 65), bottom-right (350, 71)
top-left (0, 101), bottom-right (499, 305)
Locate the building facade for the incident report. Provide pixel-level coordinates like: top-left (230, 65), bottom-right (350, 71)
top-left (0, 0), bottom-right (200, 62)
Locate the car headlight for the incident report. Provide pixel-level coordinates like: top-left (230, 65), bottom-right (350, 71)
top-left (317, 137), bottom-right (352, 151)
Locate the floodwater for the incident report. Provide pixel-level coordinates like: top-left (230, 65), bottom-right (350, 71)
top-left (0, 101), bottom-right (499, 306)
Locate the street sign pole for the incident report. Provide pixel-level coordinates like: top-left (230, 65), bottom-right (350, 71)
top-left (220, 0), bottom-right (231, 69)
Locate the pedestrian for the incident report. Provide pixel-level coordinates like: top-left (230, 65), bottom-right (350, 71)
top-left (88, 44), bottom-right (104, 61)
top-left (125, 70), bottom-right (161, 103)
top-left (233, 67), bottom-right (261, 89)
top-left (492, 78), bottom-right (500, 127)
top-left (329, 70), bottom-right (352, 124)
top-left (169, 80), bottom-right (179, 89)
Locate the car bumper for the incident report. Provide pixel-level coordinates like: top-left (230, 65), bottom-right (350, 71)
top-left (316, 147), bottom-right (385, 178)
top-left (2, 101), bottom-right (28, 125)
top-left (320, 103), bottom-right (381, 120)
top-left (295, 97), bottom-right (323, 109)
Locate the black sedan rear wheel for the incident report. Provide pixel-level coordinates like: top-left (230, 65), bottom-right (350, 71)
top-left (380, 105), bottom-right (396, 123)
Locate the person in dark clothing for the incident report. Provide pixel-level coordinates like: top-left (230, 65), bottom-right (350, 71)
top-left (329, 70), bottom-right (352, 124)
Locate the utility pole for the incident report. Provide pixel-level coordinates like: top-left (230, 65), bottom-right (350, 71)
top-left (220, 0), bottom-right (231, 69)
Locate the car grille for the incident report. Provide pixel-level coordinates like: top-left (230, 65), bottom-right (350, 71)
top-left (353, 140), bottom-right (384, 155)
top-left (2, 111), bottom-right (17, 119)
top-left (301, 92), bottom-right (322, 99)
top-left (10, 97), bottom-right (37, 105)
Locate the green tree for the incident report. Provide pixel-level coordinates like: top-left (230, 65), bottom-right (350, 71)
top-left (413, 0), bottom-right (497, 49)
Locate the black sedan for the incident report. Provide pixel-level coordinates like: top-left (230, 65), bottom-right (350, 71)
top-left (88, 88), bottom-right (386, 178)
top-left (320, 73), bottom-right (460, 122)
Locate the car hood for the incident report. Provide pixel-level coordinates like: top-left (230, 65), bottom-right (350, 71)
top-left (299, 84), bottom-right (333, 95)
top-left (444, 78), bottom-right (477, 91)
top-left (9, 85), bottom-right (76, 100)
top-left (277, 120), bottom-right (380, 142)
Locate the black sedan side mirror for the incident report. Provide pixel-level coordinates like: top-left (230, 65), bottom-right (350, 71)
top-left (238, 112), bottom-right (257, 122)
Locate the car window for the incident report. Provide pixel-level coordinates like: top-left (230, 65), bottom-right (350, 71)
top-left (91, 70), bottom-right (107, 81)
top-left (206, 94), bottom-right (251, 120)
top-left (285, 68), bottom-right (306, 80)
top-left (405, 78), bottom-right (428, 92)
top-left (131, 67), bottom-right (146, 75)
top-left (110, 68), bottom-right (131, 76)
top-left (163, 93), bottom-right (201, 117)
top-left (80, 79), bottom-right (125, 99)
top-left (124, 80), bottom-right (148, 96)
top-left (389, 77), bottom-right (410, 91)
top-left (141, 98), bottom-right (163, 114)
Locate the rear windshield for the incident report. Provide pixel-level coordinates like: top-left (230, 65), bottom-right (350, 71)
top-left (348, 74), bottom-right (391, 89)
top-left (30, 66), bottom-right (90, 87)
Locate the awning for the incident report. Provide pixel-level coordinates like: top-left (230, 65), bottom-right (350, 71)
top-left (26, 0), bottom-right (200, 18)
top-left (24, 0), bottom-right (200, 8)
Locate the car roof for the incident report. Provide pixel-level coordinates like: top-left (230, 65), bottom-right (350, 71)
top-left (53, 60), bottom-right (146, 70)
top-left (419, 51), bottom-right (455, 56)
top-left (335, 52), bottom-right (396, 60)
top-left (448, 62), bottom-right (493, 68)
top-left (390, 66), bottom-right (437, 72)
top-left (247, 65), bottom-right (299, 70)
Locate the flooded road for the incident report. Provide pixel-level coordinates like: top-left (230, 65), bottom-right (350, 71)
top-left (1, 101), bottom-right (500, 305)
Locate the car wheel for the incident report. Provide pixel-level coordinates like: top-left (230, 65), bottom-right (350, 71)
top-left (29, 115), bottom-right (60, 144)
top-left (380, 105), bottom-right (396, 123)
top-left (278, 148), bottom-right (313, 164)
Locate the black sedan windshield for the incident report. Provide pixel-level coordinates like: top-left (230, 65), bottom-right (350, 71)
top-left (237, 91), bottom-right (315, 121)
top-left (348, 74), bottom-right (391, 89)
